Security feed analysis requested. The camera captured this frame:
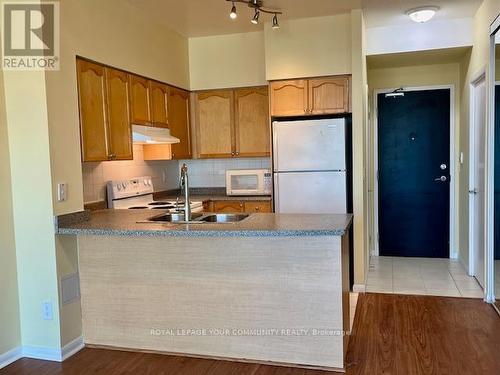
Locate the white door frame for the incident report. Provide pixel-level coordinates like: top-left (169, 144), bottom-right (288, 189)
top-left (485, 20), bottom-right (500, 303)
top-left (372, 85), bottom-right (457, 259)
top-left (468, 70), bottom-right (487, 289)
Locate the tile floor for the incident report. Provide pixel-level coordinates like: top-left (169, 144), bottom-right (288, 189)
top-left (366, 256), bottom-right (484, 298)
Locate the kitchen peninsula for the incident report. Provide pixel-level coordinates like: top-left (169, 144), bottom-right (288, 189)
top-left (57, 210), bottom-right (352, 371)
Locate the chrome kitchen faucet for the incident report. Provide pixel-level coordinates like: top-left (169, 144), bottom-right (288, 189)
top-left (180, 163), bottom-right (191, 221)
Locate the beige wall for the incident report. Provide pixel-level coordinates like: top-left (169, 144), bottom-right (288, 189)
top-left (189, 31), bottom-right (266, 90)
top-left (3, 69), bottom-right (61, 349)
top-left (350, 10), bottom-right (369, 285)
top-left (368, 62), bottom-right (463, 259)
top-left (0, 59), bottom-right (21, 355)
top-left (458, 0), bottom-right (500, 270)
top-left (264, 14), bottom-right (352, 80)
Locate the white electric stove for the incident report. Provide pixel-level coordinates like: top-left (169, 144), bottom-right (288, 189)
top-left (106, 176), bottom-right (203, 212)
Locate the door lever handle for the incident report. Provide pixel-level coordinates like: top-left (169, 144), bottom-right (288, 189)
top-left (434, 176), bottom-right (447, 182)
top-left (468, 189), bottom-right (478, 195)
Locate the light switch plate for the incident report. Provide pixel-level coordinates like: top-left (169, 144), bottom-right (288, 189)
top-left (57, 182), bottom-right (67, 202)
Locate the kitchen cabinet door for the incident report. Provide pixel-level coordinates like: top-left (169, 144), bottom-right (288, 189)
top-left (308, 76), bottom-right (350, 115)
top-left (150, 81), bottom-right (169, 128)
top-left (77, 59), bottom-right (109, 162)
top-left (234, 87), bottom-right (270, 157)
top-left (129, 75), bottom-right (151, 125)
top-left (105, 67), bottom-right (133, 160)
top-left (269, 80), bottom-right (308, 117)
top-left (213, 201), bottom-right (244, 213)
top-left (195, 90), bottom-right (234, 158)
top-left (168, 87), bottom-right (191, 159)
top-left (244, 201), bottom-right (272, 213)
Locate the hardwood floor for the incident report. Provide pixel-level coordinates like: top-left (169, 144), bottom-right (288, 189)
top-left (2, 293), bottom-right (500, 375)
top-left (346, 293), bottom-right (500, 374)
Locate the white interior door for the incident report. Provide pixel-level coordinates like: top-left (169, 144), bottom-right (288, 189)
top-left (470, 75), bottom-right (487, 288)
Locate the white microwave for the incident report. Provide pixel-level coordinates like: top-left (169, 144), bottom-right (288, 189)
top-left (226, 169), bottom-right (272, 196)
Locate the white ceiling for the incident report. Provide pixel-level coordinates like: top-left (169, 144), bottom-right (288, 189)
top-left (363, 0), bottom-right (483, 28)
top-left (125, 0), bottom-right (483, 38)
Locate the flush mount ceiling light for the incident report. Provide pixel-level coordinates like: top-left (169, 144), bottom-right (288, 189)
top-left (406, 6), bottom-right (440, 23)
top-left (227, 0), bottom-right (282, 27)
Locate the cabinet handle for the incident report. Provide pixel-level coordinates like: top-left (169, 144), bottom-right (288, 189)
top-left (108, 153), bottom-right (116, 160)
top-left (255, 207), bottom-right (260, 211)
top-left (231, 152), bottom-right (235, 156)
top-left (235, 152), bottom-right (239, 156)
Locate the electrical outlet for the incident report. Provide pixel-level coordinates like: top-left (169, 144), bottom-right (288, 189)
top-left (57, 182), bottom-right (67, 202)
top-left (42, 301), bottom-right (53, 320)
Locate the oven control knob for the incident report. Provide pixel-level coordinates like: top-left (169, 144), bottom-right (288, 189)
top-left (116, 184), bottom-right (122, 191)
top-left (122, 182), bottom-right (126, 189)
top-left (147, 179), bottom-right (152, 186)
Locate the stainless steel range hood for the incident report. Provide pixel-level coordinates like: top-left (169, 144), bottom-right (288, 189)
top-left (132, 125), bottom-right (180, 144)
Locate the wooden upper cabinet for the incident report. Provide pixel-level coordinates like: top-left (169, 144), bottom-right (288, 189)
top-left (129, 75), bottom-right (151, 125)
top-left (195, 90), bottom-right (234, 158)
top-left (77, 59), bottom-right (108, 162)
top-left (150, 81), bottom-right (169, 128)
top-left (308, 76), bottom-right (350, 115)
top-left (269, 80), bottom-right (308, 117)
top-left (234, 87), bottom-right (270, 157)
top-left (270, 76), bottom-right (351, 117)
top-left (168, 87), bottom-right (191, 159)
top-left (105, 67), bottom-right (133, 160)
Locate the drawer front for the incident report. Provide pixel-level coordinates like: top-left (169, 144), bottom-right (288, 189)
top-left (213, 201), bottom-right (244, 213)
top-left (244, 201), bottom-right (272, 213)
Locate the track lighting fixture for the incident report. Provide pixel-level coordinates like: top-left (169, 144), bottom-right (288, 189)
top-left (226, 0), bottom-right (282, 27)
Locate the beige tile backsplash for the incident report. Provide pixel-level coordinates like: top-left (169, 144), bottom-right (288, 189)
top-left (178, 158), bottom-right (271, 188)
top-left (82, 144), bottom-right (271, 203)
top-left (82, 145), bottom-right (179, 203)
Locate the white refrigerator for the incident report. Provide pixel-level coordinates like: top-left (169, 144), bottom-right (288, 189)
top-left (273, 118), bottom-right (348, 214)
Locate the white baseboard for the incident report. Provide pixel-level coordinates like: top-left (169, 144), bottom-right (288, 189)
top-left (22, 345), bottom-right (63, 362)
top-left (61, 336), bottom-right (84, 361)
top-left (0, 346), bottom-right (22, 370)
top-left (0, 336), bottom-right (84, 367)
top-left (352, 284), bottom-right (366, 293)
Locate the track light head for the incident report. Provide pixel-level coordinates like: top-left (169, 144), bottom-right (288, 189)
top-left (272, 13), bottom-right (279, 29)
top-left (251, 9), bottom-right (260, 24)
top-left (230, 2), bottom-right (237, 19)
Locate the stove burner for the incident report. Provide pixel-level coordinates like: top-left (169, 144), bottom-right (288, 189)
top-left (128, 206), bottom-right (148, 209)
top-left (152, 206), bottom-right (175, 209)
top-left (148, 202), bottom-right (171, 206)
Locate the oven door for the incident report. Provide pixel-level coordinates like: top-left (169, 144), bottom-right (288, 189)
top-left (226, 171), bottom-right (264, 195)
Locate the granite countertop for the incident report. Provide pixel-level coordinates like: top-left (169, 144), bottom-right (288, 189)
top-left (56, 209), bottom-right (352, 238)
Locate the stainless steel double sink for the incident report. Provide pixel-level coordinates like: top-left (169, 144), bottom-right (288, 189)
top-left (144, 212), bottom-right (250, 224)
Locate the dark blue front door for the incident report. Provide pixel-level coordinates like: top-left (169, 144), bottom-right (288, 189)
top-left (378, 89), bottom-right (450, 258)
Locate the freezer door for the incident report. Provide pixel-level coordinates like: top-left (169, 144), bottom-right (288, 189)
top-left (273, 118), bottom-right (346, 172)
top-left (274, 171), bottom-right (347, 214)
